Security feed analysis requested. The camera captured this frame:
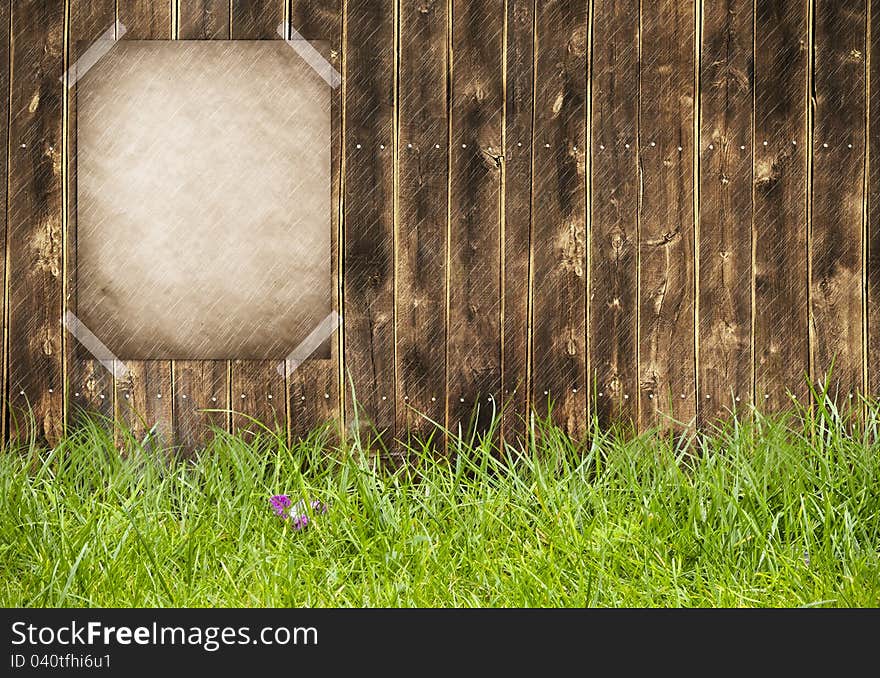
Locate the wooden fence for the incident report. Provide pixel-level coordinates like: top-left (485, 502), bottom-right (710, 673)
top-left (1, 0), bottom-right (878, 450)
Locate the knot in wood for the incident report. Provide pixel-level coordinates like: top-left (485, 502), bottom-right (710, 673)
top-left (607, 377), bottom-right (621, 394)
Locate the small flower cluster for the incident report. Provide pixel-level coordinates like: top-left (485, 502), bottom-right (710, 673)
top-left (270, 495), bottom-right (328, 531)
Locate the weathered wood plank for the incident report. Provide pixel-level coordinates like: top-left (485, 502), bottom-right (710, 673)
top-left (639, 0), bottom-right (697, 431)
top-left (114, 1), bottom-right (174, 447)
top-left (115, 362), bottom-right (172, 447)
top-left (396, 0), bottom-right (448, 443)
top-left (228, 0), bottom-right (287, 435)
top-left (698, 0), bottom-right (753, 424)
top-left (447, 0), bottom-right (504, 437)
top-left (530, 0), bottom-right (588, 437)
top-left (230, 359), bottom-right (285, 435)
top-left (118, 0), bottom-right (171, 39)
top-left (501, 0), bottom-right (534, 442)
top-left (67, 0), bottom-right (117, 427)
top-left (287, 0), bottom-right (342, 442)
top-left (810, 0), bottom-right (866, 405)
top-left (231, 0), bottom-right (281, 40)
top-left (589, 0), bottom-right (639, 430)
top-left (0, 1), bottom-right (10, 441)
top-left (68, 3), bottom-right (117, 61)
top-left (173, 1), bottom-right (231, 452)
top-left (173, 360), bottom-right (228, 451)
top-left (180, 0), bottom-right (230, 40)
top-left (6, 0), bottom-right (66, 445)
top-left (753, 0), bottom-right (810, 411)
top-left (870, 0), bottom-right (880, 396)
top-left (343, 0), bottom-right (396, 446)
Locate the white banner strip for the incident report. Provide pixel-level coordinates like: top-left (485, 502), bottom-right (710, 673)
top-left (64, 311), bottom-right (129, 379)
top-left (61, 21), bottom-right (127, 88)
top-left (277, 311), bottom-right (340, 376)
top-left (276, 23), bottom-right (342, 89)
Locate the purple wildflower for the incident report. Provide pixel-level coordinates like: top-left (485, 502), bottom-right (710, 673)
top-left (270, 494), bottom-right (292, 518)
top-left (270, 495), bottom-right (328, 531)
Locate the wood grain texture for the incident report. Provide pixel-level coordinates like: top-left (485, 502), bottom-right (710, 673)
top-left (115, 362), bottom-right (173, 447)
top-left (501, 0), bottom-right (534, 442)
top-left (447, 0), bottom-right (504, 437)
top-left (753, 0), bottom-right (809, 411)
top-left (870, 0), bottom-right (880, 396)
top-left (68, 3), bottom-right (117, 56)
top-left (180, 0), bottom-right (230, 39)
top-left (287, 0), bottom-right (342, 442)
top-left (173, 360), bottom-right (228, 451)
top-left (173, 4), bottom-right (230, 451)
top-left (589, 0), bottom-right (639, 429)
top-left (4, 0), bottom-right (879, 449)
top-left (67, 0), bottom-right (117, 426)
top-left (698, 0), bottom-right (753, 423)
top-left (114, 0), bottom-right (174, 447)
top-left (639, 0), bottom-right (697, 431)
top-left (232, 0), bottom-right (281, 40)
top-left (396, 0), bottom-right (448, 442)
top-left (230, 359), bottom-right (285, 434)
top-left (6, 0), bottom-right (66, 445)
top-left (0, 0), bottom-right (9, 440)
top-left (810, 0), bottom-right (866, 404)
top-left (118, 0), bottom-right (171, 39)
top-left (530, 0), bottom-right (587, 437)
top-left (227, 0), bottom-right (287, 435)
top-left (343, 0), bottom-right (396, 446)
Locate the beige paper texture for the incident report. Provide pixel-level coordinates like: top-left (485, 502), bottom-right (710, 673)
top-left (76, 41), bottom-right (331, 360)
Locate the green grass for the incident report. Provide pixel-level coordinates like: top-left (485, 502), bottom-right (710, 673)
top-left (1, 391), bottom-right (879, 607)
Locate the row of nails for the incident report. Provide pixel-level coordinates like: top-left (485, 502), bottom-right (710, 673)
top-left (47, 391), bottom-right (858, 402)
top-left (352, 140), bottom-right (855, 151)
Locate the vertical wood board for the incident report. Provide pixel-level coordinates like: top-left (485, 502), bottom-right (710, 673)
top-left (589, 0), bottom-right (640, 430)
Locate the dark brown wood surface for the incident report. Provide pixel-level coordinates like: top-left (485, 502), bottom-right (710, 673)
top-left (870, 0), bottom-right (880, 395)
top-left (395, 0), bottom-right (449, 443)
top-left (698, 0), bottom-right (753, 424)
top-left (530, 0), bottom-right (588, 437)
top-left (114, 0), bottom-right (174, 447)
top-left (500, 0), bottom-right (534, 443)
top-left (810, 0), bottom-right (866, 406)
top-left (638, 0), bottom-right (697, 432)
top-left (446, 0), bottom-right (504, 438)
top-left (1, 0), bottom-right (878, 451)
top-left (66, 0), bottom-right (117, 426)
top-left (231, 0), bottom-right (281, 40)
top-left (230, 359), bottom-right (286, 434)
top-left (753, 0), bottom-right (810, 412)
top-left (343, 0), bottom-right (396, 447)
top-left (115, 362), bottom-right (173, 448)
top-left (286, 1), bottom-right (342, 442)
top-left (589, 0), bottom-right (639, 431)
top-left (173, 360), bottom-right (228, 450)
top-left (180, 0), bottom-right (230, 39)
top-left (118, 0), bottom-right (171, 40)
top-left (0, 0), bottom-right (10, 441)
top-left (6, 0), bottom-right (66, 445)
top-left (228, 0), bottom-right (287, 436)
